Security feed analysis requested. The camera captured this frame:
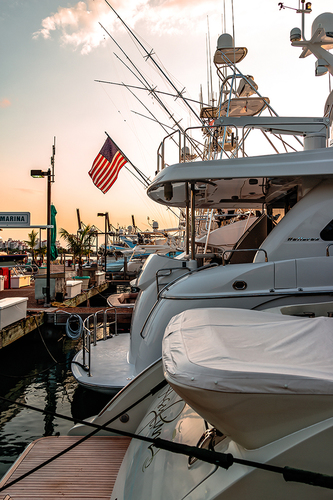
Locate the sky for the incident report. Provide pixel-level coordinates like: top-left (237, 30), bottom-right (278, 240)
top-left (1, 0), bottom-right (333, 244)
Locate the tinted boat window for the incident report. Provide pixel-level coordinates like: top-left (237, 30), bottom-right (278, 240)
top-left (320, 219), bottom-right (333, 241)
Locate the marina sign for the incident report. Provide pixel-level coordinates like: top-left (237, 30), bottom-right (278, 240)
top-left (0, 212), bottom-right (30, 227)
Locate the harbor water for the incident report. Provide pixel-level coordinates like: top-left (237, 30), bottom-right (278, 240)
top-left (0, 322), bottom-right (113, 479)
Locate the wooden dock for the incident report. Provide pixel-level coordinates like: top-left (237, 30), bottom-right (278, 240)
top-left (0, 281), bottom-right (133, 349)
top-left (0, 436), bottom-right (131, 499)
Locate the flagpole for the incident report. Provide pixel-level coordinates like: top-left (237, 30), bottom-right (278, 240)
top-left (104, 131), bottom-right (150, 187)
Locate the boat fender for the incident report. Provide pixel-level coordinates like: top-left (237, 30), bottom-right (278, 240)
top-left (65, 314), bottom-right (83, 340)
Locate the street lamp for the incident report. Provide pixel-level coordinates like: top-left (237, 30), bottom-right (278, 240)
top-left (31, 169), bottom-right (52, 305)
top-left (97, 212), bottom-right (108, 272)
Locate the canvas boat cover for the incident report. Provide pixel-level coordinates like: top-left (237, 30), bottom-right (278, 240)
top-left (196, 216), bottom-right (257, 249)
top-left (162, 308), bottom-right (333, 395)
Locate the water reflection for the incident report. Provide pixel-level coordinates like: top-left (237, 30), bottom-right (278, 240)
top-left (0, 324), bottom-right (111, 478)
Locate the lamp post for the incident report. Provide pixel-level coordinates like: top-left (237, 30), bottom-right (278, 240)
top-left (31, 168), bottom-right (52, 305)
top-left (97, 212), bottom-right (108, 272)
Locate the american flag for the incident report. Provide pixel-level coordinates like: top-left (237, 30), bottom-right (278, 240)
top-left (88, 137), bottom-right (127, 194)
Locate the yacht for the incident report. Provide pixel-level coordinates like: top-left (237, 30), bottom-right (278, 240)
top-left (71, 5), bottom-right (332, 394)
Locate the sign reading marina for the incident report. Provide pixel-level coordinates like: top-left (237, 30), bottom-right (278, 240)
top-left (0, 212), bottom-right (31, 227)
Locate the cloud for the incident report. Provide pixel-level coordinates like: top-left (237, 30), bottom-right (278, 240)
top-left (33, 0), bottom-right (219, 54)
top-left (33, 0), bottom-right (111, 54)
top-left (0, 98), bottom-right (11, 108)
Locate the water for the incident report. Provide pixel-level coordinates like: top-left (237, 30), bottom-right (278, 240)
top-left (0, 322), bottom-right (112, 479)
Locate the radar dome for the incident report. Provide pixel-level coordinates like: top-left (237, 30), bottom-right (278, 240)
top-left (217, 33), bottom-right (234, 50)
top-left (312, 13), bottom-right (333, 38)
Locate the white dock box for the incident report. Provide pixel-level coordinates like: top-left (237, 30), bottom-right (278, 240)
top-left (0, 297), bottom-right (28, 330)
top-left (66, 280), bottom-right (82, 298)
top-left (11, 275), bottom-right (31, 288)
top-left (95, 271), bottom-right (106, 285)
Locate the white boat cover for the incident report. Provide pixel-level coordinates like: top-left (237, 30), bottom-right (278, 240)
top-left (163, 308), bottom-right (333, 395)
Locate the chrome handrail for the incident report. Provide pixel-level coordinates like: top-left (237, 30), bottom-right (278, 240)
top-left (82, 315), bottom-right (93, 376)
top-left (155, 266), bottom-right (191, 296)
top-left (222, 248), bottom-right (268, 265)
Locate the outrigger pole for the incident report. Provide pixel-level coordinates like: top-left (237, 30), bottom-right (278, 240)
top-left (99, 23), bottom-right (185, 132)
top-left (95, 80), bottom-right (211, 108)
top-left (104, 0), bottom-right (204, 125)
top-left (99, 21), bottom-right (204, 159)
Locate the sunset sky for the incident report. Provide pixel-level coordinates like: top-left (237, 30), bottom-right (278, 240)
top-left (1, 0), bottom-right (332, 243)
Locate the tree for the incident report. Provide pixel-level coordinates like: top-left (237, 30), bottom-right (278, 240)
top-left (36, 245), bottom-right (47, 265)
top-left (59, 225), bottom-right (94, 274)
top-left (24, 230), bottom-right (39, 264)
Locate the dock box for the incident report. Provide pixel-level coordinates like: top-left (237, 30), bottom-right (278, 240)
top-left (34, 278), bottom-right (56, 301)
top-left (95, 271), bottom-right (106, 285)
top-left (66, 280), bottom-right (82, 298)
top-left (0, 297), bottom-right (28, 330)
top-left (74, 275), bottom-right (90, 290)
top-left (11, 275), bottom-right (31, 288)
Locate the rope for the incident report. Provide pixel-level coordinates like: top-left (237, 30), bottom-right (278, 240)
top-left (65, 314), bottom-right (83, 340)
top-left (34, 316), bottom-right (58, 364)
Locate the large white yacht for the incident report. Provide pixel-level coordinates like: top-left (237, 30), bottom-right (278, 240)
top-left (71, 4), bottom-right (333, 394)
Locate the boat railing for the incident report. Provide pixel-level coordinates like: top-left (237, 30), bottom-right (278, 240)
top-left (222, 248), bottom-right (268, 265)
top-left (140, 262), bottom-right (219, 338)
top-left (82, 316), bottom-right (92, 376)
top-left (156, 117), bottom-right (329, 173)
top-left (155, 266), bottom-right (191, 296)
top-left (80, 308), bottom-right (118, 376)
top-left (92, 307), bottom-right (118, 344)
top-left (157, 129), bottom-right (181, 173)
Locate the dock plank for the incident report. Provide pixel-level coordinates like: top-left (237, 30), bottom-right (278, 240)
top-left (0, 436), bottom-right (130, 499)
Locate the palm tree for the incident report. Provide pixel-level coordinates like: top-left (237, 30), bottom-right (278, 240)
top-left (24, 230), bottom-right (39, 264)
top-left (59, 225), bottom-right (94, 274)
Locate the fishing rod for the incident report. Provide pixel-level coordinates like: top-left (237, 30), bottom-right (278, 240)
top-left (0, 393), bottom-right (332, 492)
top-left (95, 80), bottom-right (211, 107)
top-left (104, 0), bottom-right (204, 125)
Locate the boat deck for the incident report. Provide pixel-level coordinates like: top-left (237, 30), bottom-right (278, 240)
top-left (0, 436), bottom-right (130, 499)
